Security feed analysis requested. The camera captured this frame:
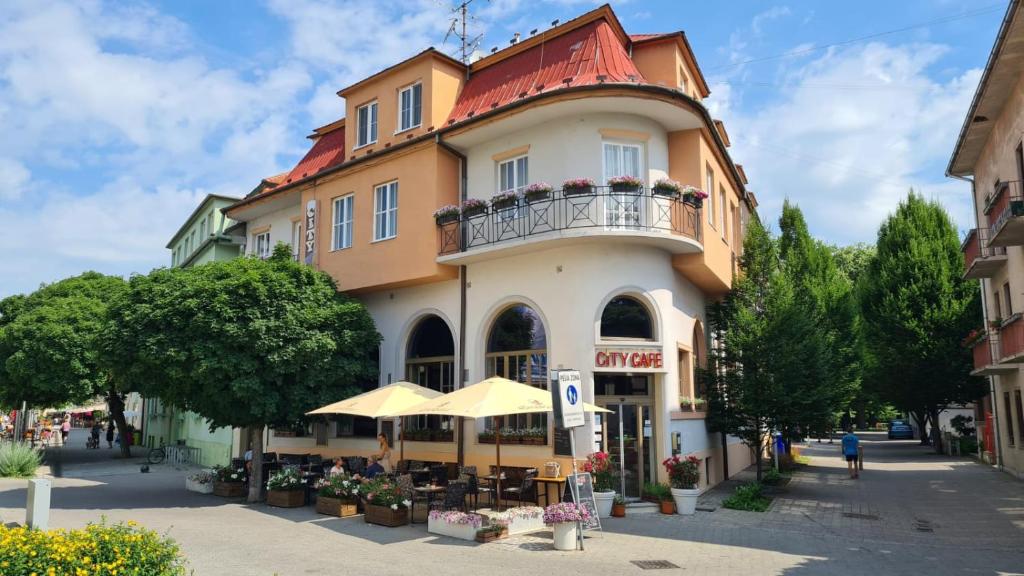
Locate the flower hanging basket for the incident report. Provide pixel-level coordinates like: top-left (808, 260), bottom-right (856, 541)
top-left (267, 489), bottom-right (305, 508)
top-left (213, 481), bottom-right (246, 498)
top-left (316, 496), bottom-right (359, 517)
top-left (365, 503), bottom-right (409, 527)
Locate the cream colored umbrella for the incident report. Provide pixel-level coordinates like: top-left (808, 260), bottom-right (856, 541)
top-left (394, 376), bottom-right (610, 509)
top-left (306, 381), bottom-right (443, 462)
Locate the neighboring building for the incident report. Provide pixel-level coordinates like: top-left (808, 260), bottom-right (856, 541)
top-left (949, 0), bottom-right (1024, 479)
top-left (167, 194), bottom-right (244, 268)
top-left (225, 4), bottom-right (756, 494)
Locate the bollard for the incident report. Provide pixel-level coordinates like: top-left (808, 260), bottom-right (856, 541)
top-left (26, 478), bottom-right (51, 530)
top-left (857, 445), bottom-right (864, 471)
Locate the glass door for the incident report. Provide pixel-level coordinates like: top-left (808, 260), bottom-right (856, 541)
top-left (603, 142), bottom-right (644, 229)
top-left (599, 401), bottom-right (653, 500)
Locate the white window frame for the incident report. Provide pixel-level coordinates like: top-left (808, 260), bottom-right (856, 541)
top-left (719, 187), bottom-right (727, 240)
top-left (290, 220), bottom-right (302, 261)
top-left (254, 231), bottom-right (271, 259)
top-left (706, 164), bottom-right (715, 227)
top-left (497, 155), bottom-right (528, 194)
top-left (356, 101), bottom-right (378, 148)
top-left (373, 181), bottom-right (398, 241)
top-left (189, 230), bottom-right (196, 253)
top-left (332, 194), bottom-right (354, 251)
top-left (199, 218), bottom-right (207, 239)
top-left (397, 83), bottom-right (422, 133)
top-left (602, 141), bottom-right (645, 229)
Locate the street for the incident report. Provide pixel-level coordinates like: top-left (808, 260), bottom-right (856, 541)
top-left (1, 430), bottom-right (1021, 575)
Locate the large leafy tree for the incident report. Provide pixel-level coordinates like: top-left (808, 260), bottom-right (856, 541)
top-left (103, 244), bottom-right (380, 502)
top-left (0, 273), bottom-right (134, 454)
top-left (860, 192), bottom-right (984, 451)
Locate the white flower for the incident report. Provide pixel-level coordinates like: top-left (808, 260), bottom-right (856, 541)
top-left (402, 499), bottom-right (412, 507)
top-left (231, 474), bottom-right (238, 479)
top-left (342, 480), bottom-right (350, 486)
top-left (390, 504), bottom-right (398, 510)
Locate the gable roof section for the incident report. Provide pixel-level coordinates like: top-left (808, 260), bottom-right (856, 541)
top-left (166, 194), bottom-right (239, 248)
top-left (281, 125), bottom-right (347, 185)
top-left (447, 18), bottom-right (642, 124)
top-left (629, 31), bottom-right (710, 97)
top-left (337, 48), bottom-right (465, 97)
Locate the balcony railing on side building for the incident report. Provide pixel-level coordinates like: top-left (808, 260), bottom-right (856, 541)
top-left (437, 186), bottom-right (702, 256)
top-left (999, 313), bottom-right (1024, 361)
top-left (972, 331), bottom-right (999, 370)
top-left (984, 181), bottom-right (1024, 241)
top-left (961, 228), bottom-right (1006, 277)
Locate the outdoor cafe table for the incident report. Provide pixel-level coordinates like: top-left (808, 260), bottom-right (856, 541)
top-left (411, 485), bottom-right (445, 524)
top-left (534, 476), bottom-right (567, 505)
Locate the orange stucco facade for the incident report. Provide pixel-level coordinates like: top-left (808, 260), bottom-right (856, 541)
top-left (630, 38), bottom-right (706, 101)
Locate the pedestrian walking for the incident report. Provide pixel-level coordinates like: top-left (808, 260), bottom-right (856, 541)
top-left (60, 418), bottom-right (71, 445)
top-left (842, 428), bottom-right (860, 479)
top-left (106, 420), bottom-right (115, 449)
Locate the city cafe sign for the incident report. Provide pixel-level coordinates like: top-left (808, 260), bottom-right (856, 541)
top-left (594, 347), bottom-right (664, 372)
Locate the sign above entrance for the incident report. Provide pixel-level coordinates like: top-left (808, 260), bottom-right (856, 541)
top-left (594, 348), bottom-right (664, 372)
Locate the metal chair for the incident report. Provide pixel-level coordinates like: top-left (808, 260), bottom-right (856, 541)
top-left (440, 481), bottom-right (468, 512)
top-left (502, 468), bottom-right (538, 507)
top-left (430, 464), bottom-right (449, 486)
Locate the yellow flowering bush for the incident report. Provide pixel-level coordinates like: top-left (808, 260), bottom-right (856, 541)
top-left (0, 520), bottom-right (186, 575)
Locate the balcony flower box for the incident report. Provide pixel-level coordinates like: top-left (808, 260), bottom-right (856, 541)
top-left (316, 495), bottom-right (358, 517)
top-left (461, 198), bottom-right (487, 218)
top-left (491, 191), bottom-right (520, 211)
top-left (428, 511), bottom-right (485, 541)
top-left (524, 183), bottom-right (553, 203)
top-left (434, 205), bottom-right (460, 225)
top-left (652, 178), bottom-right (682, 198)
top-left (562, 178), bottom-right (596, 197)
top-left (682, 186), bottom-right (708, 208)
top-left (487, 506), bottom-right (544, 535)
top-left (609, 175), bottom-right (643, 193)
top-left (364, 503), bottom-right (409, 527)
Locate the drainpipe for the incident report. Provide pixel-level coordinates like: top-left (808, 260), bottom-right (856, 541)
top-left (954, 172), bottom-right (1003, 470)
top-left (437, 134), bottom-right (469, 466)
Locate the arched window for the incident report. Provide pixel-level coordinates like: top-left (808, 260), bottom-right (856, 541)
top-left (485, 305), bottom-right (548, 442)
top-left (601, 296), bottom-right (654, 340)
top-left (405, 315), bottom-right (456, 441)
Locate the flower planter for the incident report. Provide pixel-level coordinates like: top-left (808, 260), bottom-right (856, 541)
top-left (563, 186), bottom-right (595, 197)
top-left (213, 481), bottom-right (246, 498)
top-left (428, 514), bottom-right (483, 541)
top-left (524, 191), bottom-right (551, 203)
top-left (551, 522), bottom-right (578, 550)
top-left (186, 477), bottom-right (213, 494)
top-left (492, 199), bottom-right (517, 211)
top-left (462, 207), bottom-right (487, 218)
top-left (478, 436), bottom-right (495, 444)
top-left (683, 195), bottom-right (703, 209)
top-left (593, 491), bottom-right (615, 518)
top-left (611, 183), bottom-right (641, 193)
top-left (486, 507), bottom-right (545, 535)
top-left (435, 213), bottom-right (459, 225)
top-left (316, 496), bottom-right (358, 517)
top-left (475, 528), bottom-right (509, 543)
top-left (364, 503), bottom-right (409, 527)
top-left (267, 489), bottom-right (305, 508)
top-left (652, 188), bottom-right (680, 198)
top-left (611, 503), bottom-right (625, 517)
top-left (659, 501), bottom-right (675, 514)
top-left (671, 488), bottom-right (700, 515)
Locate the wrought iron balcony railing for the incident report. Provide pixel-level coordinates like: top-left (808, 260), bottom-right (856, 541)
top-left (437, 186), bottom-right (702, 256)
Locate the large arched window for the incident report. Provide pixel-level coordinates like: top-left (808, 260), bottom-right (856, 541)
top-left (485, 305), bottom-right (548, 442)
top-left (600, 296), bottom-right (654, 340)
top-left (405, 315), bottom-right (455, 441)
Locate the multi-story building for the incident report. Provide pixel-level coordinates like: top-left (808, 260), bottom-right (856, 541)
top-left (226, 4), bottom-right (756, 494)
top-left (950, 0), bottom-right (1024, 479)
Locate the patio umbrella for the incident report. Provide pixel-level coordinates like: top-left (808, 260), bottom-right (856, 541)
top-left (306, 381), bottom-right (443, 462)
top-left (394, 376), bottom-right (609, 509)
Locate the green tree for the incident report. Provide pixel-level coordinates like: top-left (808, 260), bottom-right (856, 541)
top-left (0, 273), bottom-right (134, 455)
top-left (860, 192), bottom-right (985, 452)
top-left (103, 243), bottom-right (380, 502)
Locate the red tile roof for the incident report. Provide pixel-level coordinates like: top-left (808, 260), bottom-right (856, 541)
top-left (282, 125), bottom-right (347, 185)
top-left (629, 33), bottom-right (676, 43)
top-left (447, 19), bottom-right (644, 124)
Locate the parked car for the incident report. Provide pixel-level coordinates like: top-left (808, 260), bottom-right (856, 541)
top-left (887, 420), bottom-right (914, 440)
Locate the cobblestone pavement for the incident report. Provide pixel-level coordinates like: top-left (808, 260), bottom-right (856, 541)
top-left (1, 430), bottom-right (1022, 575)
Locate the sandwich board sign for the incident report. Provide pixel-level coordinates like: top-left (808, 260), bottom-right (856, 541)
top-left (562, 472), bottom-right (601, 531)
top-left (552, 369), bottom-right (584, 429)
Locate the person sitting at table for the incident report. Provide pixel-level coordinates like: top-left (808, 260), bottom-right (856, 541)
top-left (328, 457), bottom-right (345, 478)
top-left (364, 455), bottom-right (385, 479)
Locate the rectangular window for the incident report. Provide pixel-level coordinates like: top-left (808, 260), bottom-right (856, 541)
top-left (994, 291), bottom-right (1003, 321)
top-left (374, 181), bottom-right (398, 241)
top-left (1005, 391), bottom-right (1015, 446)
top-left (1004, 283), bottom-right (1013, 315)
top-left (1016, 390), bottom-right (1024, 443)
top-left (398, 83), bottom-right (422, 132)
top-left (498, 155), bottom-right (529, 193)
top-left (706, 164), bottom-right (715, 226)
top-left (189, 230), bottom-right (196, 253)
top-left (720, 186), bottom-right (727, 240)
top-left (332, 194), bottom-right (353, 250)
top-left (678, 349), bottom-right (693, 399)
top-left (199, 218), bottom-right (207, 239)
top-left (603, 142), bottom-right (642, 183)
top-left (290, 220), bottom-right (301, 261)
top-left (356, 101), bottom-right (378, 147)
top-left (207, 212), bottom-right (214, 235)
top-left (254, 231), bottom-right (271, 259)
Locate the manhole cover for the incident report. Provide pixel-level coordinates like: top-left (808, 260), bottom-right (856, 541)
top-left (842, 512), bottom-right (879, 520)
top-left (631, 560), bottom-right (680, 570)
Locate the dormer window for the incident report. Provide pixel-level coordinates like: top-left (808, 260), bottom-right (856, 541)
top-left (398, 83), bottom-right (422, 132)
top-left (357, 101), bottom-right (378, 147)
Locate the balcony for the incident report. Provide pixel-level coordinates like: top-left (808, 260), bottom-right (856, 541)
top-left (961, 228), bottom-right (1006, 279)
top-left (970, 332), bottom-right (1015, 376)
top-left (999, 313), bottom-right (1024, 363)
top-left (984, 180), bottom-right (1024, 247)
top-left (436, 186), bottom-right (702, 264)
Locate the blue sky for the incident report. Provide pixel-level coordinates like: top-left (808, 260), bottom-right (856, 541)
top-left (0, 0), bottom-right (1006, 296)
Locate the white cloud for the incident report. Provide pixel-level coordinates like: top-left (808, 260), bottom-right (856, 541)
top-left (751, 6), bottom-right (791, 36)
top-left (0, 158), bottom-right (30, 200)
top-left (710, 42), bottom-right (980, 244)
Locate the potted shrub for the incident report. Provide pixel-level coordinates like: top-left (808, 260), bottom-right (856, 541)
top-left (583, 451), bottom-right (616, 518)
top-left (266, 467), bottom-right (306, 508)
top-left (611, 494), bottom-right (626, 517)
top-left (488, 506), bottom-right (544, 534)
top-left (475, 522), bottom-right (509, 543)
top-left (693, 398), bottom-right (706, 412)
top-left (562, 177), bottom-right (596, 197)
top-left (608, 175), bottom-right (643, 193)
top-left (664, 454), bottom-right (701, 515)
top-left (658, 486), bottom-right (675, 514)
top-left (524, 182), bottom-right (554, 203)
top-left (212, 464), bottom-right (246, 498)
top-left (491, 191), bottom-right (520, 211)
top-left (362, 476), bottom-right (411, 527)
top-left (682, 185), bottom-right (708, 208)
top-left (461, 198), bottom-right (488, 218)
top-left (433, 204), bottom-right (460, 225)
top-left (186, 470), bottom-right (214, 494)
top-left (652, 178), bottom-right (682, 198)
top-left (315, 474), bottom-right (360, 517)
top-left (428, 510), bottom-right (485, 541)
top-left (679, 396), bottom-right (695, 411)
top-left (543, 502), bottom-right (590, 551)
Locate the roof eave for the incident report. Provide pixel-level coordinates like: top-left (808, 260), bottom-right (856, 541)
top-left (166, 194), bottom-right (240, 248)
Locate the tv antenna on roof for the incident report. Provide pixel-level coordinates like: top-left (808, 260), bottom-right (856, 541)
top-left (444, 0), bottom-right (486, 63)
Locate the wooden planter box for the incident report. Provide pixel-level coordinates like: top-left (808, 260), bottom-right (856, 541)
top-left (364, 503), bottom-right (409, 527)
top-left (475, 528), bottom-right (509, 543)
top-left (267, 489), bottom-right (305, 508)
top-left (213, 481), bottom-right (245, 498)
top-left (316, 496), bottom-right (358, 517)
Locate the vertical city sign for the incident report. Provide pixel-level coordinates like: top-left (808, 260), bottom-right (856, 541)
top-left (304, 199), bottom-right (316, 265)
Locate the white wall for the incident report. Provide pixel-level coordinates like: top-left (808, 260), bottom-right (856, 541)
top-left (245, 204), bottom-right (300, 257)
